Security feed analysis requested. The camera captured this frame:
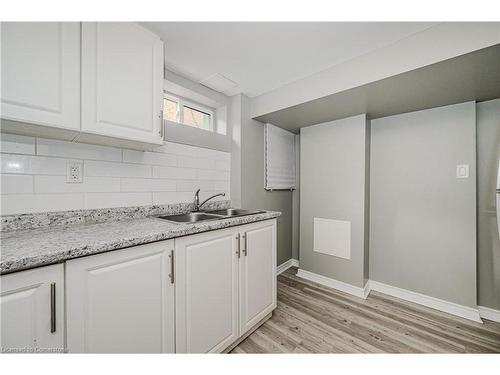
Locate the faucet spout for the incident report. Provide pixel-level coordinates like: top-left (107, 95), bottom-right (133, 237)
top-left (193, 190), bottom-right (226, 211)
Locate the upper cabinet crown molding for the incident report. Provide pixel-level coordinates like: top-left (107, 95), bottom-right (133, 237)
top-left (1, 22), bottom-right (165, 150)
top-left (0, 22), bottom-right (80, 132)
top-left (80, 22), bottom-right (164, 146)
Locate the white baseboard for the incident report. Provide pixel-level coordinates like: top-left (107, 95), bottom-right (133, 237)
top-left (296, 268), bottom-right (369, 299)
top-left (478, 305), bottom-right (500, 323)
top-left (277, 258), bottom-right (299, 275)
top-left (369, 280), bottom-right (483, 323)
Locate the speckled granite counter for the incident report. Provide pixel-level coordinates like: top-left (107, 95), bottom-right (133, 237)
top-left (0, 211), bottom-right (281, 274)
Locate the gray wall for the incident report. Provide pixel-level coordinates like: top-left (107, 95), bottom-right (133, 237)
top-left (370, 102), bottom-right (477, 307)
top-left (477, 98), bottom-right (500, 310)
top-left (300, 114), bottom-right (369, 288)
top-left (236, 94), bottom-right (293, 266)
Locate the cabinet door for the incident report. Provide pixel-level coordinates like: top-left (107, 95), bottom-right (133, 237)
top-left (66, 240), bottom-right (175, 353)
top-left (1, 264), bottom-right (65, 353)
top-left (0, 22), bottom-right (80, 131)
top-left (81, 22), bottom-right (164, 145)
top-left (239, 219), bottom-right (277, 334)
top-left (175, 227), bottom-right (239, 353)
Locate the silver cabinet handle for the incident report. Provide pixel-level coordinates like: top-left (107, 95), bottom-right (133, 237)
top-left (242, 233), bottom-right (247, 256)
top-left (236, 234), bottom-right (241, 258)
top-left (50, 282), bottom-right (56, 333)
top-left (159, 110), bottom-right (164, 138)
top-left (169, 250), bottom-right (174, 284)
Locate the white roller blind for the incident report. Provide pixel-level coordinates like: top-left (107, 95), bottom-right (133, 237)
top-left (265, 123), bottom-right (296, 190)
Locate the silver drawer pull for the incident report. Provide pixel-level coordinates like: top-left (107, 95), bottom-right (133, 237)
top-left (169, 250), bottom-right (175, 284)
top-left (50, 282), bottom-right (56, 333)
top-left (236, 234), bottom-right (241, 258)
top-left (242, 233), bottom-right (247, 256)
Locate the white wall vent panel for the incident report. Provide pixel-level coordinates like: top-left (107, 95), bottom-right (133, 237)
top-left (265, 123), bottom-right (296, 190)
top-left (313, 218), bottom-right (351, 259)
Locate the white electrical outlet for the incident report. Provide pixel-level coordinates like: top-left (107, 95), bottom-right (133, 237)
top-left (66, 161), bottom-right (83, 183)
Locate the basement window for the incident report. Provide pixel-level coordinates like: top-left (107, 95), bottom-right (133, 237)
top-left (163, 92), bottom-right (214, 132)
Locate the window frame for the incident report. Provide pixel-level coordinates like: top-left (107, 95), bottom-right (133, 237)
top-left (163, 92), bottom-right (215, 132)
top-left (163, 93), bottom-right (181, 123)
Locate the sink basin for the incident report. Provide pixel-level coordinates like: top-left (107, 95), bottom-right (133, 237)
top-left (156, 208), bottom-right (266, 224)
top-left (157, 212), bottom-right (223, 223)
top-left (207, 208), bottom-right (265, 217)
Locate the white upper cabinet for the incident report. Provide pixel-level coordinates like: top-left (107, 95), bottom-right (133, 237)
top-left (239, 219), bottom-right (277, 334)
top-left (66, 240), bottom-right (175, 353)
top-left (0, 22), bottom-right (80, 132)
top-left (1, 264), bottom-right (65, 353)
top-left (81, 22), bottom-right (164, 145)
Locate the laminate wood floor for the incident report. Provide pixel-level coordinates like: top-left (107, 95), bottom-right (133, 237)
top-left (230, 267), bottom-right (500, 353)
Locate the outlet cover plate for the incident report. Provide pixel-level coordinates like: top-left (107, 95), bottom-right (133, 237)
top-left (66, 161), bottom-right (83, 183)
top-left (456, 164), bottom-right (469, 179)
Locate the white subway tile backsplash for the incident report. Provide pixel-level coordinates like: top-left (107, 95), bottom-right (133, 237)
top-left (215, 159), bottom-right (230, 171)
top-left (1, 138), bottom-right (230, 215)
top-left (37, 138), bottom-right (122, 161)
top-left (121, 178), bottom-right (176, 192)
top-left (1, 154), bottom-right (77, 175)
top-left (214, 180), bottom-right (230, 192)
top-left (177, 155), bottom-right (215, 170)
top-left (1, 174), bottom-right (34, 194)
top-left (0, 134), bottom-right (36, 155)
top-left (177, 179), bottom-right (214, 192)
top-left (123, 150), bottom-right (177, 166)
top-left (152, 191), bottom-right (194, 205)
top-left (1, 194), bottom-right (84, 215)
top-left (84, 192), bottom-right (152, 209)
top-left (197, 169), bottom-right (229, 181)
top-left (84, 160), bottom-right (152, 178)
top-left (152, 166), bottom-right (197, 180)
top-left (35, 176), bottom-right (121, 193)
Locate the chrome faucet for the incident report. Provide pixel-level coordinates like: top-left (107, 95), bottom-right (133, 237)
top-left (193, 189), bottom-right (226, 211)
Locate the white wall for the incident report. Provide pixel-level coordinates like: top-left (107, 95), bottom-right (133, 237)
top-left (251, 23), bottom-right (500, 118)
top-left (0, 134), bottom-right (230, 215)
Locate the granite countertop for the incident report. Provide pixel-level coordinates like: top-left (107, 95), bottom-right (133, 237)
top-left (0, 211), bottom-right (281, 274)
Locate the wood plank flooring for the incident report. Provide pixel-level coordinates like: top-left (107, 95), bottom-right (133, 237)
top-left (230, 267), bottom-right (500, 353)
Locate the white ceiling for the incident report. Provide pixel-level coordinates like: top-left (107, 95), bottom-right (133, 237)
top-left (141, 22), bottom-right (437, 97)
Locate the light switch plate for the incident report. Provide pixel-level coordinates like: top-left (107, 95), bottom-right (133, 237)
top-left (66, 161), bottom-right (83, 183)
top-left (456, 164), bottom-right (469, 179)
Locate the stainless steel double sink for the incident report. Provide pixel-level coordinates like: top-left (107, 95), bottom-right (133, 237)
top-left (156, 208), bottom-right (265, 223)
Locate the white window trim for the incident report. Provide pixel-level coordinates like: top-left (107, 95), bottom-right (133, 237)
top-left (164, 91), bottom-right (215, 132)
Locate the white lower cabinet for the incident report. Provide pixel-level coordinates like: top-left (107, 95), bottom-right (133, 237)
top-left (1, 219), bottom-right (277, 354)
top-left (66, 240), bottom-right (175, 353)
top-left (239, 220), bottom-right (277, 334)
top-left (175, 227), bottom-right (240, 353)
top-left (175, 219), bottom-right (277, 353)
top-left (0, 264), bottom-right (65, 353)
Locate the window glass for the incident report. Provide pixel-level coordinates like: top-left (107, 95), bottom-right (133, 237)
top-left (163, 98), bottom-right (178, 122)
top-left (182, 106), bottom-right (212, 131)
